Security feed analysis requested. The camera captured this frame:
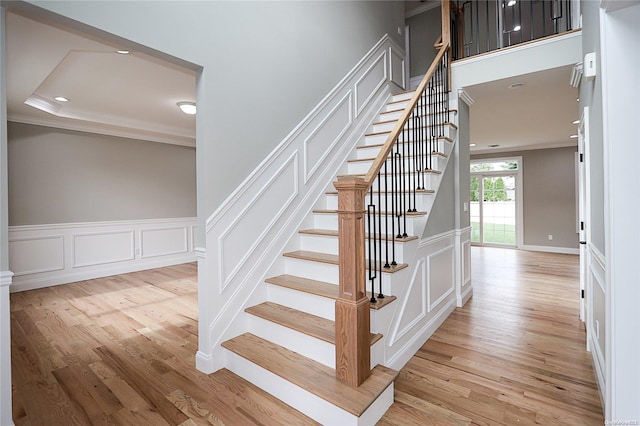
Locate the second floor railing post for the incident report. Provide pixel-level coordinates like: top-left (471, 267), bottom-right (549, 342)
top-left (333, 176), bottom-right (371, 387)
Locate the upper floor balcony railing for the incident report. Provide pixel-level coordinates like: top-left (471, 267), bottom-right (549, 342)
top-left (450, 0), bottom-right (578, 60)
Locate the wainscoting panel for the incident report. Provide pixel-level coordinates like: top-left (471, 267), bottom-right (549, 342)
top-left (199, 34), bottom-right (406, 373)
top-left (9, 217), bottom-right (196, 292)
top-left (427, 246), bottom-right (455, 312)
top-left (588, 244), bottom-right (606, 403)
top-left (141, 227), bottom-right (189, 259)
top-left (9, 235), bottom-right (64, 276)
top-left (303, 93), bottom-right (352, 183)
top-left (354, 51), bottom-right (387, 117)
top-left (389, 46), bottom-right (405, 89)
top-left (384, 230), bottom-right (457, 371)
top-left (73, 230), bottom-right (134, 268)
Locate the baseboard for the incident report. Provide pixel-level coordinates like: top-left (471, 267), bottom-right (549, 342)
top-left (9, 217), bottom-right (196, 292)
top-left (521, 244), bottom-right (580, 255)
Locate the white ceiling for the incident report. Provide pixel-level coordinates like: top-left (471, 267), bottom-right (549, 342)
top-left (465, 65), bottom-right (579, 155)
top-left (6, 10), bottom-right (196, 147)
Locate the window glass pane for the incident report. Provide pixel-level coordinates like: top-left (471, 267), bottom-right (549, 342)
top-left (470, 160), bottom-right (519, 172)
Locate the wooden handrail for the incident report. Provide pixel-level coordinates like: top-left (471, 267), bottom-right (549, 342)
top-left (363, 43), bottom-right (449, 186)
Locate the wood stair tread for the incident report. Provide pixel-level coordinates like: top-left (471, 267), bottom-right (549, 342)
top-left (368, 120), bottom-right (458, 130)
top-left (265, 274), bottom-right (397, 310)
top-left (245, 301), bottom-right (382, 345)
top-left (299, 228), bottom-right (418, 242)
top-left (325, 189), bottom-right (434, 195)
top-left (358, 136), bottom-right (454, 149)
top-left (313, 209), bottom-right (427, 217)
top-left (283, 250), bottom-right (408, 273)
top-left (348, 152), bottom-right (447, 163)
top-left (221, 333), bottom-right (398, 417)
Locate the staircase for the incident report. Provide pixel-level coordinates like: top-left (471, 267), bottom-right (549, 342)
top-left (220, 88), bottom-right (458, 425)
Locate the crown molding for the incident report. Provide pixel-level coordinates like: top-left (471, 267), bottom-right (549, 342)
top-left (406, 1), bottom-right (440, 19)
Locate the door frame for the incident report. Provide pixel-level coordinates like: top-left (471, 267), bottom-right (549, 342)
top-left (470, 156), bottom-right (524, 249)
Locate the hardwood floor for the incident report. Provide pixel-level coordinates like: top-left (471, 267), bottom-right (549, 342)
top-left (10, 263), bottom-right (318, 425)
top-left (379, 247), bottom-right (604, 425)
top-left (11, 247), bottom-right (604, 425)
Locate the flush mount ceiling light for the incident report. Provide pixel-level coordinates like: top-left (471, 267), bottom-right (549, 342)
top-left (508, 82), bottom-right (525, 89)
top-left (54, 96), bottom-right (69, 102)
top-left (116, 50), bottom-right (130, 55)
top-left (507, 0), bottom-right (517, 6)
top-left (177, 101), bottom-right (197, 115)
top-left (470, 143), bottom-right (477, 147)
top-left (570, 134), bottom-right (578, 139)
top-left (572, 119), bottom-right (580, 124)
top-left (513, 25), bottom-right (521, 31)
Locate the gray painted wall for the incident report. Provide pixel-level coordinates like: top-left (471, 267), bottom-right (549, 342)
top-left (423, 154), bottom-right (456, 238)
top-left (580, 0), bottom-right (605, 255)
top-left (19, 1), bottom-right (404, 224)
top-left (406, 7), bottom-right (441, 78)
top-left (457, 100), bottom-right (471, 229)
top-left (473, 147), bottom-right (578, 249)
top-left (8, 122), bottom-right (196, 225)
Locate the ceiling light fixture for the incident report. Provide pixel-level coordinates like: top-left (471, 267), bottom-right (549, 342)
top-left (177, 101), bottom-right (197, 115)
top-left (507, 0), bottom-right (517, 6)
top-left (572, 119), bottom-right (580, 124)
top-left (54, 96), bottom-right (69, 102)
top-left (116, 50), bottom-right (130, 55)
top-left (513, 25), bottom-right (521, 31)
top-left (470, 143), bottom-right (477, 147)
top-left (570, 134), bottom-right (578, 138)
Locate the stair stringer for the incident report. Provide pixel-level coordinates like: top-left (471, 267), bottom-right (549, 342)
top-left (195, 34), bottom-right (408, 375)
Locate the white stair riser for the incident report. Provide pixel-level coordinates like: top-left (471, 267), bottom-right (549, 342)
top-left (224, 350), bottom-right (375, 426)
top-left (364, 124), bottom-right (456, 146)
top-left (348, 155), bottom-right (445, 174)
top-left (247, 314), bottom-right (335, 368)
top-left (284, 257), bottom-right (398, 291)
top-left (313, 213), bottom-right (420, 236)
top-left (267, 283), bottom-right (336, 321)
top-left (385, 100), bottom-right (409, 111)
top-left (324, 192), bottom-right (433, 212)
top-left (357, 139), bottom-right (450, 159)
top-left (391, 91), bottom-right (415, 102)
top-left (299, 233), bottom-right (408, 263)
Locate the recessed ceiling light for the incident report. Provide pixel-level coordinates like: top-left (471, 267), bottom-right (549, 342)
top-left (116, 50), bottom-right (130, 55)
top-left (488, 144), bottom-right (500, 148)
top-left (508, 82), bottom-right (525, 89)
top-left (577, 98), bottom-right (580, 102)
top-left (470, 143), bottom-right (477, 147)
top-left (570, 134), bottom-right (578, 138)
top-left (507, 0), bottom-right (517, 6)
top-left (572, 119), bottom-right (580, 124)
top-left (177, 101), bottom-right (196, 115)
top-left (513, 25), bottom-right (521, 31)
top-left (54, 96), bottom-right (69, 102)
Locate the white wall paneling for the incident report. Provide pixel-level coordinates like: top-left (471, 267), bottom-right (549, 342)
top-left (389, 46), bottom-right (406, 89)
top-left (8, 217), bottom-right (196, 292)
top-left (456, 226), bottom-right (472, 307)
top-left (588, 244), bottom-right (606, 404)
top-left (384, 230), bottom-right (457, 371)
top-left (200, 34), bottom-right (406, 373)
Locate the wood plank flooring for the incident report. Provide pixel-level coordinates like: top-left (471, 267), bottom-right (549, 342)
top-left (379, 247), bottom-right (604, 425)
top-left (11, 247), bottom-right (604, 425)
top-left (10, 263), bottom-right (318, 425)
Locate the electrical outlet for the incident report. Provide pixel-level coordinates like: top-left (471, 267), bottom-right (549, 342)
top-left (547, 234), bottom-right (553, 241)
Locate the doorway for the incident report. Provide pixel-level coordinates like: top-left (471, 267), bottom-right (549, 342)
top-left (470, 157), bottom-right (523, 248)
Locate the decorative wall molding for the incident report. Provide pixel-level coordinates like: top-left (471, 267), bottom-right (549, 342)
top-left (384, 230), bottom-right (457, 370)
top-left (458, 89), bottom-right (475, 106)
top-left (405, 1), bottom-right (440, 19)
top-left (521, 244), bottom-right (580, 255)
top-left (199, 34), bottom-right (406, 373)
top-left (455, 227), bottom-right (473, 307)
top-left (389, 46), bottom-right (406, 89)
top-left (8, 217), bottom-right (196, 293)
